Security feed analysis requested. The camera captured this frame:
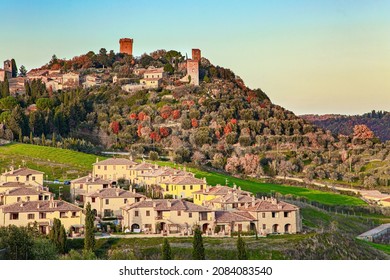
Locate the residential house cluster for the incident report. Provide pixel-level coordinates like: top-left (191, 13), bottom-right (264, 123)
top-left (70, 157), bottom-right (301, 236)
top-left (0, 166), bottom-right (84, 235)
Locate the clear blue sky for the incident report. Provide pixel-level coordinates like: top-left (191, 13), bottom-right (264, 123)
top-left (1, 0), bottom-right (389, 115)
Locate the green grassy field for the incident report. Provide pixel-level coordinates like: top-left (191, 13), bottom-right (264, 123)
top-left (153, 161), bottom-right (367, 206)
top-left (360, 241), bottom-right (390, 255)
top-left (0, 143), bottom-right (107, 180)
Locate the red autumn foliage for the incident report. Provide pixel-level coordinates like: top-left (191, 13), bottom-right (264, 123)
top-left (159, 127), bottom-right (170, 137)
top-left (215, 130), bottom-right (221, 140)
top-left (129, 113), bottom-right (138, 120)
top-left (224, 124), bottom-right (232, 135)
top-left (138, 112), bottom-right (147, 121)
top-left (137, 124), bottom-right (142, 137)
top-left (150, 131), bottom-right (161, 142)
top-left (110, 121), bottom-right (120, 134)
top-left (191, 118), bottom-right (199, 128)
top-left (230, 119), bottom-right (237, 125)
top-left (353, 124), bottom-right (374, 140)
top-left (172, 110), bottom-right (181, 119)
top-left (160, 105), bottom-right (172, 119)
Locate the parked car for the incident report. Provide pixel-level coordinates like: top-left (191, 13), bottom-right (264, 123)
top-left (53, 179), bottom-right (60, 184)
top-left (64, 180), bottom-right (71, 185)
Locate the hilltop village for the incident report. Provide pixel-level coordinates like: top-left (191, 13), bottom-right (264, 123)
top-left (0, 37), bottom-right (200, 96)
top-left (0, 158), bottom-right (301, 237)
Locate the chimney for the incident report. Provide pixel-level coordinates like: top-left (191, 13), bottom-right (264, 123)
top-left (183, 167), bottom-right (187, 172)
top-left (244, 203), bottom-right (248, 209)
top-left (20, 203), bottom-right (24, 207)
top-left (233, 193), bottom-right (238, 202)
top-left (129, 155), bottom-right (133, 161)
top-left (5, 189), bottom-right (9, 194)
top-left (10, 166), bottom-right (14, 174)
top-left (206, 185), bottom-right (210, 193)
top-left (37, 203), bottom-right (40, 209)
top-left (166, 200), bottom-right (171, 208)
top-left (92, 176), bottom-right (95, 182)
top-left (203, 177), bottom-right (206, 183)
top-left (233, 183), bottom-right (237, 190)
top-left (96, 157), bottom-right (99, 163)
top-left (89, 173), bottom-right (92, 178)
top-left (153, 201), bottom-right (156, 208)
top-left (116, 188), bottom-right (120, 197)
top-left (238, 186), bottom-right (241, 191)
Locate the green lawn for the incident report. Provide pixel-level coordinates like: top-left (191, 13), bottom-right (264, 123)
top-left (153, 161), bottom-right (367, 206)
top-left (358, 240), bottom-right (390, 255)
top-left (0, 143), bottom-right (107, 180)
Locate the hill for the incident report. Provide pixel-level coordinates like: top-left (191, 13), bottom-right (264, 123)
top-left (0, 49), bottom-right (390, 190)
top-left (301, 111), bottom-right (390, 142)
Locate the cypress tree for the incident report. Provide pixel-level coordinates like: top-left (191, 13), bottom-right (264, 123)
top-left (59, 225), bottom-right (67, 254)
top-left (237, 233), bottom-right (248, 260)
top-left (84, 202), bottom-right (95, 251)
top-left (11, 59), bottom-right (17, 78)
top-left (192, 227), bottom-right (205, 260)
top-left (2, 74), bottom-right (9, 97)
top-left (162, 238), bottom-right (172, 260)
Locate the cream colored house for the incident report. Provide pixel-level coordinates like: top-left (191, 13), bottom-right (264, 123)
top-left (85, 187), bottom-right (146, 218)
top-left (70, 175), bottom-right (112, 203)
top-left (0, 200), bottom-right (84, 235)
top-left (129, 162), bottom-right (159, 184)
top-left (160, 176), bottom-right (207, 199)
top-left (0, 187), bottom-right (52, 206)
top-left (214, 211), bottom-right (256, 234)
top-left (121, 199), bottom-right (214, 233)
top-left (0, 167), bottom-right (44, 186)
top-left (193, 184), bottom-right (252, 206)
top-left (93, 157), bottom-right (137, 181)
top-left (139, 67), bottom-right (165, 89)
top-left (62, 72), bottom-right (80, 89)
top-left (137, 167), bottom-right (190, 187)
top-left (238, 198), bottom-right (301, 234)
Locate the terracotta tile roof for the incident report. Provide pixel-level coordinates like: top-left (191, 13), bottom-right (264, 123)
top-left (0, 200), bottom-right (83, 213)
top-left (193, 185), bottom-right (252, 196)
top-left (0, 187), bottom-right (51, 196)
top-left (122, 199), bottom-right (212, 212)
top-left (238, 198), bottom-right (298, 212)
top-left (142, 167), bottom-right (190, 178)
top-left (71, 176), bottom-right (112, 185)
top-left (161, 176), bottom-right (205, 185)
top-left (87, 188), bottom-right (145, 199)
top-left (215, 211), bottom-right (256, 223)
top-left (209, 194), bottom-right (255, 204)
top-left (0, 182), bottom-right (39, 188)
top-left (2, 167), bottom-right (44, 176)
top-left (129, 162), bottom-right (157, 170)
top-left (93, 158), bottom-right (137, 166)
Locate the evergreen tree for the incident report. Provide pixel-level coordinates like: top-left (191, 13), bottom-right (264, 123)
top-left (2, 74), bottom-right (9, 97)
top-left (192, 227), bottom-right (205, 260)
top-left (161, 238), bottom-right (172, 260)
top-left (11, 59), bottom-right (17, 78)
top-left (19, 65), bottom-right (27, 77)
top-left (59, 225), bottom-right (67, 254)
top-left (236, 233), bottom-right (248, 260)
top-left (84, 202), bottom-right (95, 251)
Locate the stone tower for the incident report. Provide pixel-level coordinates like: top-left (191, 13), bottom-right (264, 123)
top-left (4, 60), bottom-right (12, 73)
top-left (187, 59), bottom-right (199, 86)
top-left (119, 38), bottom-right (134, 56)
top-left (192, 49), bottom-right (201, 62)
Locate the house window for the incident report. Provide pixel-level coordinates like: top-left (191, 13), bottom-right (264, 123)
top-left (190, 185), bottom-right (193, 190)
top-left (92, 198), bottom-right (96, 203)
top-left (262, 224), bottom-right (266, 230)
top-left (80, 184), bottom-right (83, 189)
top-left (39, 213), bottom-right (46, 219)
top-left (28, 214), bottom-right (35, 220)
top-left (272, 212), bottom-right (277, 218)
top-left (10, 213), bottom-right (19, 220)
top-left (105, 199), bottom-right (109, 205)
top-left (98, 166), bottom-right (101, 169)
top-left (146, 210), bottom-right (150, 216)
top-left (113, 166), bottom-right (116, 170)
top-left (124, 199), bottom-right (127, 204)
top-left (60, 212), bottom-right (66, 218)
top-left (16, 177), bottom-right (19, 182)
top-left (177, 211), bottom-right (181, 216)
top-left (17, 197), bottom-right (21, 202)
top-left (284, 212), bottom-right (290, 218)
top-left (27, 196), bottom-right (30, 201)
top-left (262, 213), bottom-right (266, 218)
top-left (135, 211), bottom-right (139, 217)
top-left (104, 166), bottom-right (107, 170)
top-left (72, 212), bottom-right (77, 218)
top-left (238, 224), bottom-right (242, 231)
top-left (189, 213), bottom-right (192, 218)
top-left (32, 176), bottom-right (36, 181)
top-left (183, 186), bottom-right (186, 190)
top-left (166, 186), bottom-right (169, 191)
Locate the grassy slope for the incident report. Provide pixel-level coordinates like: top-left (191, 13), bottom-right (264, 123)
top-left (153, 161), bottom-right (367, 206)
top-left (0, 143), bottom-right (107, 180)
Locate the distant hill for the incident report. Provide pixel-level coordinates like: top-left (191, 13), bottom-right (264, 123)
top-left (301, 111), bottom-right (390, 142)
